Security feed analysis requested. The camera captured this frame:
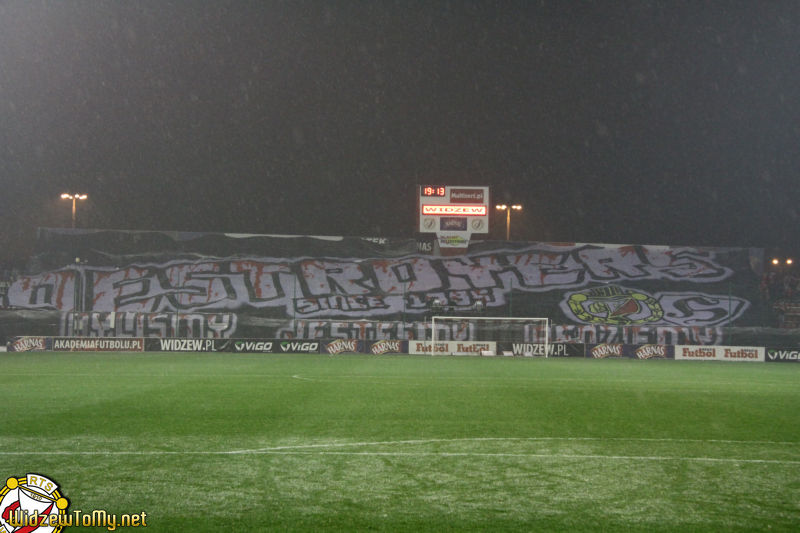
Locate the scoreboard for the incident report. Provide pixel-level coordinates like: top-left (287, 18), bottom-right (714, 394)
top-left (417, 185), bottom-right (490, 248)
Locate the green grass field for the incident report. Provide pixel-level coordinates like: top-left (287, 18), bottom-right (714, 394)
top-left (1, 352), bottom-right (799, 531)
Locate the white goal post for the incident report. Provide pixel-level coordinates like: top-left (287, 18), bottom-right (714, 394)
top-left (429, 316), bottom-right (550, 357)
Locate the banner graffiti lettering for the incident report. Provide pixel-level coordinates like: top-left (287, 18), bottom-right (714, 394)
top-left (7, 244), bottom-right (743, 323)
top-left (275, 320), bottom-right (722, 345)
top-left (549, 325), bottom-right (722, 345)
top-left (63, 311), bottom-right (237, 338)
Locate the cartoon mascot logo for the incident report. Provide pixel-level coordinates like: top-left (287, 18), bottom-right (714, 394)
top-left (565, 285), bottom-right (663, 325)
top-left (0, 474), bottom-right (68, 533)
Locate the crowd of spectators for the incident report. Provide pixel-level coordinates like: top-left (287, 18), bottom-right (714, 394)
top-left (761, 270), bottom-right (800, 301)
top-left (0, 263), bottom-right (21, 309)
top-left (761, 267), bottom-right (800, 328)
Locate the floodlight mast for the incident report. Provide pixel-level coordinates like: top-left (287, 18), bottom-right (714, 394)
top-left (495, 204), bottom-right (522, 240)
top-left (60, 193), bottom-right (88, 228)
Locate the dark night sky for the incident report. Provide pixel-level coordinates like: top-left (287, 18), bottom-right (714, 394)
top-left (2, 0), bottom-right (800, 263)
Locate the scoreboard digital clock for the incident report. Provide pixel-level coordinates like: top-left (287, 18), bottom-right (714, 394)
top-left (417, 185), bottom-right (490, 248)
top-left (421, 186), bottom-right (447, 197)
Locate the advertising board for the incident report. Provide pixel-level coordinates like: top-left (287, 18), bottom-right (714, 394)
top-left (148, 338), bottom-right (224, 352)
top-left (765, 348), bottom-right (800, 363)
top-left (496, 342), bottom-right (585, 357)
top-left (409, 340), bottom-right (496, 355)
top-left (6, 336), bottom-right (48, 352)
top-left (585, 344), bottom-right (674, 359)
top-left (51, 337), bottom-right (145, 352)
top-left (366, 340), bottom-right (407, 354)
top-left (675, 345), bottom-right (764, 362)
top-left (323, 339), bottom-right (363, 354)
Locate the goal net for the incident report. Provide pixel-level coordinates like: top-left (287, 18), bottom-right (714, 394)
top-left (429, 316), bottom-right (550, 357)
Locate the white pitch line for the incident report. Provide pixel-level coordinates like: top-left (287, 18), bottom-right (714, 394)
top-left (0, 373), bottom-right (295, 379)
top-left (1, 436), bottom-right (799, 464)
top-left (239, 451), bottom-right (800, 465)
top-left (0, 449), bottom-right (798, 465)
top-left (2, 372), bottom-right (778, 386)
top-left (225, 436), bottom-right (800, 454)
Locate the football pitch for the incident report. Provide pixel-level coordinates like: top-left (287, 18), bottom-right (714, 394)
top-left (1, 352), bottom-right (799, 532)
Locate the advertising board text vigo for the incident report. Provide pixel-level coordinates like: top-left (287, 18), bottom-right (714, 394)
top-left (766, 348), bottom-right (800, 362)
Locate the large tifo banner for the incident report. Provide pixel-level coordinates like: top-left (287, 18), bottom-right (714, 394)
top-left (1, 229), bottom-right (766, 343)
